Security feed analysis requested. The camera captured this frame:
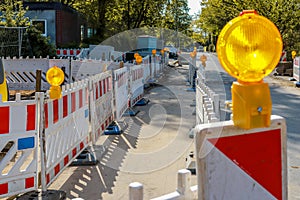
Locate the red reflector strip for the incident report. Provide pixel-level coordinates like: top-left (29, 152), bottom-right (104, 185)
top-left (26, 105), bottom-right (36, 131)
top-left (64, 155), bottom-right (69, 166)
top-left (0, 183), bottom-right (8, 195)
top-left (53, 100), bottom-right (59, 124)
top-left (63, 95), bottom-right (68, 118)
top-left (71, 92), bottom-right (76, 113)
top-left (44, 103), bottom-right (48, 128)
top-left (79, 89), bottom-right (83, 108)
top-left (72, 148), bottom-right (77, 157)
top-left (0, 107), bottom-right (9, 134)
top-left (54, 164), bottom-right (60, 176)
top-left (25, 177), bottom-right (35, 189)
top-left (46, 174), bottom-right (50, 184)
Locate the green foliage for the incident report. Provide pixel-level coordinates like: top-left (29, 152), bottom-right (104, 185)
top-left (23, 26), bottom-right (56, 57)
top-left (196, 0), bottom-right (300, 59)
top-left (73, 0), bottom-right (192, 43)
top-left (0, 0), bottom-right (56, 57)
top-left (0, 0), bottom-right (30, 27)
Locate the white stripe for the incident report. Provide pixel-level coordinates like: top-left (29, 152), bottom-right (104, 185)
top-left (10, 105), bottom-right (26, 133)
top-left (205, 141), bottom-right (276, 200)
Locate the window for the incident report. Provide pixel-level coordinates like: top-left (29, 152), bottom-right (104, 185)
top-left (32, 19), bottom-right (47, 36)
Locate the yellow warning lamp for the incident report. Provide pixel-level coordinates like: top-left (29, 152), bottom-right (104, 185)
top-left (292, 51), bottom-right (297, 59)
top-left (160, 49), bottom-right (165, 56)
top-left (217, 10), bottom-right (283, 129)
top-left (46, 66), bottom-right (65, 99)
top-left (152, 49), bottom-right (157, 56)
top-left (0, 60), bottom-right (8, 102)
top-left (136, 55), bottom-right (143, 64)
top-left (134, 53), bottom-right (139, 59)
top-left (190, 50), bottom-right (196, 58)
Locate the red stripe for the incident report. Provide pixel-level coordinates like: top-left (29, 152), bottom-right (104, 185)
top-left (72, 148), bottom-right (77, 157)
top-left (53, 100), bottom-right (59, 124)
top-left (63, 95), bottom-right (68, 118)
top-left (208, 129), bottom-right (282, 200)
top-left (95, 83), bottom-right (99, 99)
top-left (80, 142), bottom-right (84, 150)
top-left (64, 155), bottom-right (69, 166)
top-left (25, 177), bottom-right (35, 189)
top-left (99, 81), bottom-right (102, 96)
top-left (44, 103), bottom-right (48, 128)
top-left (56, 50), bottom-right (60, 55)
top-left (71, 92), bottom-right (76, 113)
top-left (106, 78), bottom-right (109, 92)
top-left (79, 89), bottom-right (83, 108)
top-left (26, 105), bottom-right (36, 131)
top-left (54, 164), bottom-right (60, 176)
top-left (0, 183), bottom-right (8, 195)
top-left (103, 79), bottom-right (106, 94)
top-left (63, 50), bottom-right (67, 55)
top-left (70, 49), bottom-right (74, 55)
top-left (46, 174), bottom-right (50, 184)
top-left (0, 107), bottom-right (9, 134)
top-left (76, 49), bottom-right (81, 55)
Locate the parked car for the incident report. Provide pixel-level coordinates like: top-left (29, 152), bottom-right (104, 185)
top-left (164, 45), bottom-right (178, 59)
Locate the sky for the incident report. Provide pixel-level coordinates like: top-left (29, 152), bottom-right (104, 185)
top-left (188, 0), bottom-right (201, 15)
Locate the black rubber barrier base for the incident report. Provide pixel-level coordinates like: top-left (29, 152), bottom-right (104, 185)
top-left (70, 149), bottom-right (98, 166)
top-left (17, 190), bottom-right (66, 200)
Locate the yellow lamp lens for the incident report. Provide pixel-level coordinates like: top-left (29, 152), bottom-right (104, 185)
top-left (46, 66), bottom-right (65, 86)
top-left (49, 85), bottom-right (62, 99)
top-left (217, 11), bottom-right (283, 82)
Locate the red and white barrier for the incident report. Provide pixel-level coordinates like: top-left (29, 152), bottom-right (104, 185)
top-left (43, 80), bottom-right (90, 186)
top-left (0, 96), bottom-right (40, 198)
top-left (195, 115), bottom-right (287, 200)
top-left (114, 67), bottom-right (129, 120)
top-left (129, 65), bottom-right (144, 107)
top-left (293, 56), bottom-right (300, 81)
top-left (143, 56), bottom-right (151, 82)
top-left (280, 51), bottom-right (287, 61)
top-left (56, 49), bottom-right (81, 57)
top-left (195, 71), bottom-right (220, 124)
top-left (71, 59), bottom-right (110, 81)
top-left (89, 71), bottom-right (114, 143)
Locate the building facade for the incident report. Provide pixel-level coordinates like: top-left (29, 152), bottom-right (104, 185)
top-left (23, 2), bottom-right (87, 47)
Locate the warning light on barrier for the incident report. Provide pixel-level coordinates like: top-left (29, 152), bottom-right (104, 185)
top-left (152, 49), bottom-right (156, 56)
top-left (190, 50), bottom-right (196, 58)
top-left (46, 66), bottom-right (65, 99)
top-left (217, 10), bottom-right (283, 129)
top-left (136, 55), bottom-right (142, 64)
top-left (134, 53), bottom-right (139, 59)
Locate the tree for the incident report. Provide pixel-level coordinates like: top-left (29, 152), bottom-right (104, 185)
top-left (0, 0), bottom-right (56, 57)
top-left (163, 0), bottom-right (192, 34)
top-left (0, 0), bottom-right (30, 27)
top-left (196, 0), bottom-right (300, 56)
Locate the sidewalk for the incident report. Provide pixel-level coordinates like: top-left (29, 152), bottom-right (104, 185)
top-left (101, 65), bottom-right (197, 199)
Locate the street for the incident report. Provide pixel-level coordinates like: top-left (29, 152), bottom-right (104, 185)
top-left (48, 52), bottom-right (300, 200)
